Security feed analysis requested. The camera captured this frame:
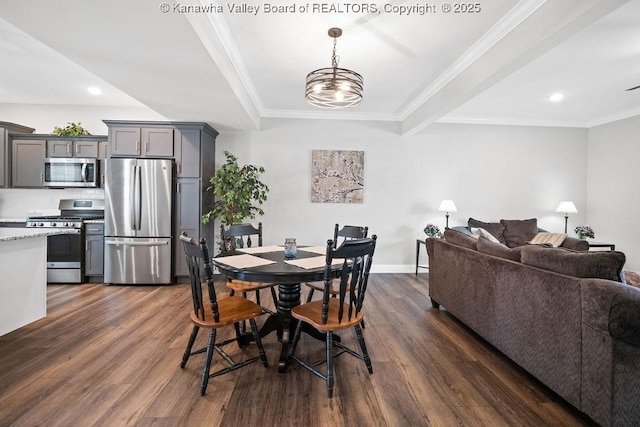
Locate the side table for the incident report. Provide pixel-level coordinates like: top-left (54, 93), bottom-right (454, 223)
top-left (415, 239), bottom-right (428, 275)
top-left (588, 241), bottom-right (615, 251)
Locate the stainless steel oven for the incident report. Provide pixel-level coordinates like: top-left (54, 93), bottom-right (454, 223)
top-left (44, 158), bottom-right (99, 188)
top-left (46, 227), bottom-right (83, 283)
top-left (27, 199), bottom-right (104, 284)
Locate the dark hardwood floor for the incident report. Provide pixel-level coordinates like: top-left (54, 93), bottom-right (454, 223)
top-left (0, 274), bottom-right (596, 426)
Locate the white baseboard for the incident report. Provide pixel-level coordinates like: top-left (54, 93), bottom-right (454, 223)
top-left (370, 265), bottom-right (429, 274)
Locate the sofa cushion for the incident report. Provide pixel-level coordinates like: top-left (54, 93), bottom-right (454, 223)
top-left (501, 218), bottom-right (538, 248)
top-left (471, 227), bottom-right (501, 243)
top-left (468, 218), bottom-right (505, 244)
top-left (529, 232), bottom-right (567, 247)
top-left (443, 228), bottom-right (478, 250)
top-left (476, 237), bottom-right (523, 262)
top-left (521, 245), bottom-right (626, 282)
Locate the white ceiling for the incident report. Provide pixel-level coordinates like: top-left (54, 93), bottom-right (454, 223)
top-left (0, 0), bottom-right (638, 133)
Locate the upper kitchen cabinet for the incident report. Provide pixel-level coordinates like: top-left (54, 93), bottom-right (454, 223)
top-left (46, 139), bottom-right (99, 158)
top-left (9, 133), bottom-right (107, 189)
top-left (11, 138), bottom-right (46, 188)
top-left (0, 121), bottom-right (35, 188)
top-left (106, 123), bottom-right (174, 157)
top-left (174, 124), bottom-right (218, 178)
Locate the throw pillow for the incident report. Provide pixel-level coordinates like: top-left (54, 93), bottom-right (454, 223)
top-left (521, 245), bottom-right (626, 282)
top-left (471, 227), bottom-right (501, 243)
top-left (468, 218), bottom-right (506, 244)
top-left (500, 218), bottom-right (538, 248)
top-left (443, 228), bottom-right (478, 250)
top-left (529, 232), bottom-right (567, 247)
top-left (476, 237), bottom-right (523, 262)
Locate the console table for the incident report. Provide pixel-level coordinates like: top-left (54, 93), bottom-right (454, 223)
top-left (415, 239), bottom-right (428, 274)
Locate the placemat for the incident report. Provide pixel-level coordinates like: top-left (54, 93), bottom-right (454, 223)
top-left (214, 254), bottom-right (276, 269)
top-left (298, 246), bottom-right (327, 255)
top-left (237, 245), bottom-right (284, 254)
top-left (284, 256), bottom-right (344, 270)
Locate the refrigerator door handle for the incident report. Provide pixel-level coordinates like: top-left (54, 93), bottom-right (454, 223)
top-left (129, 164), bottom-right (137, 230)
top-left (136, 165), bottom-right (142, 230)
top-left (105, 239), bottom-right (170, 247)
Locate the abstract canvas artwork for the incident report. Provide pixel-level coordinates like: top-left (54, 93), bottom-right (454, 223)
top-left (311, 150), bottom-right (364, 203)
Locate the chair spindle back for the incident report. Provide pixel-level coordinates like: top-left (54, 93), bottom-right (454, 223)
top-left (220, 223), bottom-right (263, 251)
top-left (180, 233), bottom-right (219, 323)
top-left (333, 224), bottom-right (368, 249)
top-left (322, 235), bottom-right (377, 324)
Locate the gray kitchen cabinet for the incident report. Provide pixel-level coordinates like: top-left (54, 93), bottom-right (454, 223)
top-left (0, 121), bottom-right (35, 188)
top-left (47, 140), bottom-right (99, 158)
top-left (108, 125), bottom-right (174, 157)
top-left (11, 139), bottom-right (46, 188)
top-left (175, 127), bottom-right (202, 178)
top-left (85, 222), bottom-right (104, 278)
top-left (175, 178), bottom-right (201, 276)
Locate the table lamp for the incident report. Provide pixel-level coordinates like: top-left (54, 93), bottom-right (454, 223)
top-left (556, 201), bottom-right (577, 233)
top-left (438, 199), bottom-right (457, 229)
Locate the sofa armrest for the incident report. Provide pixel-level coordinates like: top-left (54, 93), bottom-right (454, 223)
top-left (609, 289), bottom-right (640, 346)
top-left (561, 236), bottom-right (589, 251)
top-left (582, 279), bottom-right (640, 346)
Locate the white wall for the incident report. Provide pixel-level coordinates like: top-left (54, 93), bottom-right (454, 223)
top-left (214, 118), bottom-right (588, 271)
top-left (0, 104), bottom-right (166, 135)
top-left (588, 115), bottom-right (640, 271)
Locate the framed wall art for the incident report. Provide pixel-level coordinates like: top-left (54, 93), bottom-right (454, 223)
top-left (311, 150), bottom-right (364, 203)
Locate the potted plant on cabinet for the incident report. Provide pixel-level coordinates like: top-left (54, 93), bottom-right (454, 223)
top-left (201, 151), bottom-right (269, 250)
top-left (52, 122), bottom-right (91, 136)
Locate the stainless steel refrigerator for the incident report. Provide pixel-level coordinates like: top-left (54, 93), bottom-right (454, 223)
top-left (104, 158), bottom-right (173, 284)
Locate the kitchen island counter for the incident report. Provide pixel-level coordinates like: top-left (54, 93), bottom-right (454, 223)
top-left (0, 228), bottom-right (77, 336)
top-left (0, 228), bottom-right (78, 242)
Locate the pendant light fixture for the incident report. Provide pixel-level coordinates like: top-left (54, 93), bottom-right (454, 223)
top-left (305, 27), bottom-right (363, 109)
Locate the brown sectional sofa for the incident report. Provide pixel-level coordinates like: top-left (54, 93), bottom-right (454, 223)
top-left (426, 224), bottom-right (640, 426)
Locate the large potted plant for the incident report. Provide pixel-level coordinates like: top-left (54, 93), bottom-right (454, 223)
top-left (201, 151), bottom-right (269, 250)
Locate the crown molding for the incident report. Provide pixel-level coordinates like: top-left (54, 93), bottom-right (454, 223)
top-left (185, 0), bottom-right (263, 127)
top-left (437, 115), bottom-right (588, 129)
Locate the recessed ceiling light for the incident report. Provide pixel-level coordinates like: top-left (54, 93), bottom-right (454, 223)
top-left (547, 93), bottom-right (564, 102)
top-left (87, 86), bottom-right (103, 96)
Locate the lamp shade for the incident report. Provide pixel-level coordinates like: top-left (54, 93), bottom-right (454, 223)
top-left (438, 200), bottom-right (457, 212)
top-left (556, 201), bottom-right (577, 214)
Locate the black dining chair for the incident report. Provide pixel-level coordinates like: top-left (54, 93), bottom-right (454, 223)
top-left (304, 224), bottom-right (369, 303)
top-left (220, 223), bottom-right (278, 314)
top-left (287, 235), bottom-right (377, 397)
top-left (179, 234), bottom-right (268, 396)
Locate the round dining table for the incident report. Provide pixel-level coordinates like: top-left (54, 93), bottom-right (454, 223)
top-left (212, 245), bottom-right (342, 372)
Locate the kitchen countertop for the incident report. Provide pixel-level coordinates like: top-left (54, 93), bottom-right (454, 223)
top-left (0, 218), bottom-right (27, 223)
top-left (83, 219), bottom-right (105, 224)
top-left (0, 228), bottom-right (78, 242)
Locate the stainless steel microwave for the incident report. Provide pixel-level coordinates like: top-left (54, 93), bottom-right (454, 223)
top-left (44, 158), bottom-right (99, 188)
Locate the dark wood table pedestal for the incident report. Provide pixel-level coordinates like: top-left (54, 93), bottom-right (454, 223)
top-left (257, 283), bottom-right (334, 372)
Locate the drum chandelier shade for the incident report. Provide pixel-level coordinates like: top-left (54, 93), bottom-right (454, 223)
top-left (305, 28), bottom-right (363, 109)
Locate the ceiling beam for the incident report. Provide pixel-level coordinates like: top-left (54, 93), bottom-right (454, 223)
top-left (401, 0), bottom-right (631, 135)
